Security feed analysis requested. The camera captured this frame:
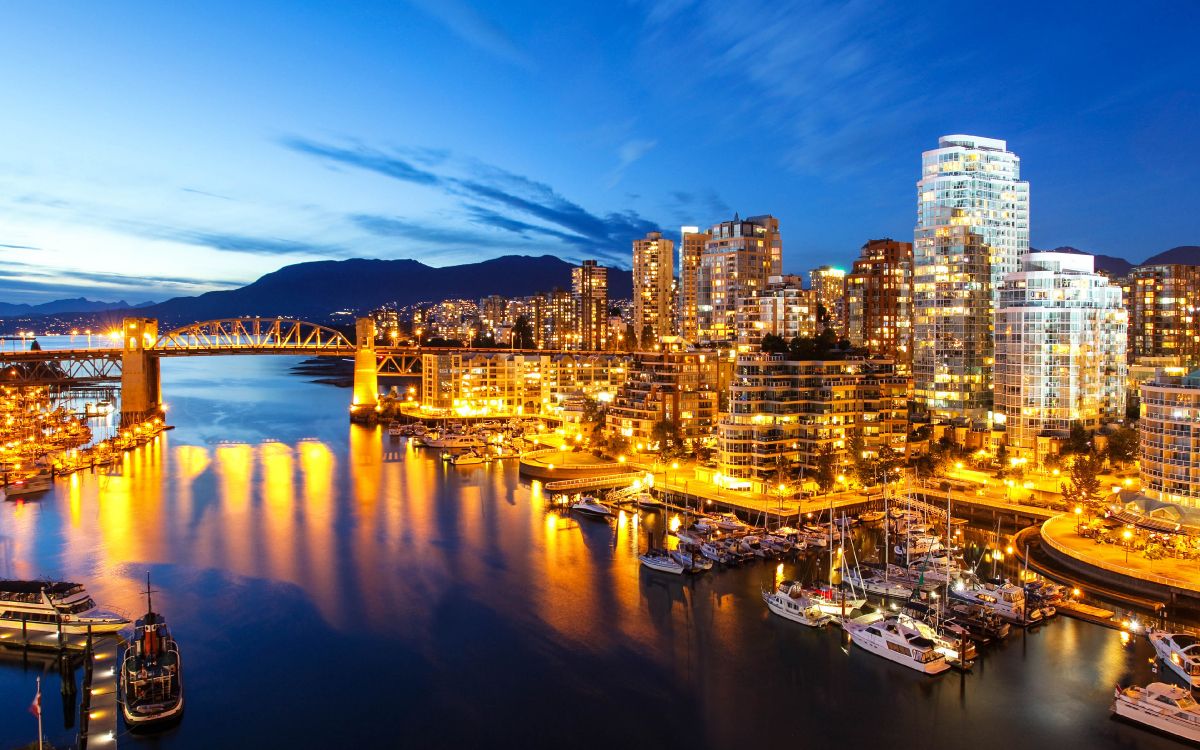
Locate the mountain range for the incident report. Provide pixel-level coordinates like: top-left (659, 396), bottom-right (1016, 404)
top-left (3, 246), bottom-right (1197, 325)
top-left (0, 297), bottom-right (152, 317)
top-left (137, 255), bottom-right (633, 324)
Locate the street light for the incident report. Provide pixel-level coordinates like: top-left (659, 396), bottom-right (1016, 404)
top-left (1123, 528), bottom-right (1133, 564)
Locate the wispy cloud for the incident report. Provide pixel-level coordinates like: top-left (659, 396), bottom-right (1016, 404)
top-left (606, 138), bottom-right (657, 188)
top-left (406, 0), bottom-right (535, 71)
top-left (0, 258), bottom-right (238, 305)
top-left (280, 136), bottom-right (661, 266)
top-left (0, 242), bottom-right (40, 251)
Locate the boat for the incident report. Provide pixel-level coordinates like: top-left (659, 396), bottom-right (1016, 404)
top-left (639, 549), bottom-right (685, 575)
top-left (669, 546), bottom-right (712, 572)
top-left (4, 473), bottom-right (52, 499)
top-left (1149, 631), bottom-right (1200, 688)
top-left (1112, 682), bottom-right (1200, 742)
top-left (570, 496), bottom-right (613, 518)
top-left (713, 512), bottom-right (749, 531)
top-left (763, 581), bottom-right (832, 627)
top-left (857, 510), bottom-right (886, 524)
top-left (947, 601), bottom-right (1012, 642)
top-left (894, 534), bottom-right (944, 557)
top-left (387, 423), bottom-right (404, 438)
top-left (699, 541), bottom-right (734, 565)
top-left (842, 612), bottom-right (951, 674)
top-left (422, 434), bottom-right (485, 449)
top-left (451, 452), bottom-right (486, 466)
top-left (805, 582), bottom-right (867, 617)
top-left (0, 580), bottom-right (128, 634)
top-left (674, 528), bottom-right (707, 546)
top-left (845, 566), bottom-right (913, 599)
top-left (951, 579), bottom-right (1039, 625)
top-left (121, 576), bottom-right (183, 727)
top-left (632, 492), bottom-right (663, 508)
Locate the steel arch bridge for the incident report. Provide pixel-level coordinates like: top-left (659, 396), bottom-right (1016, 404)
top-left (154, 318), bottom-right (356, 355)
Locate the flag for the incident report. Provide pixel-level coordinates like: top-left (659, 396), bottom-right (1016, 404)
top-left (29, 676), bottom-right (40, 718)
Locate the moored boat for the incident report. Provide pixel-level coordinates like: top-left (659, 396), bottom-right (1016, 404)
top-left (1113, 682), bottom-right (1200, 743)
top-left (121, 576), bottom-right (184, 728)
top-left (571, 496), bottom-right (613, 519)
top-left (1149, 631), bottom-right (1200, 688)
top-left (639, 549), bottom-right (685, 575)
top-left (842, 612), bottom-right (951, 675)
top-left (0, 580), bottom-right (128, 634)
top-left (763, 581), bottom-right (832, 627)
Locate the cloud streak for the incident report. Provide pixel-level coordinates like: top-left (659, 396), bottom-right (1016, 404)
top-left (281, 135), bottom-right (660, 265)
top-left (406, 0), bottom-right (535, 71)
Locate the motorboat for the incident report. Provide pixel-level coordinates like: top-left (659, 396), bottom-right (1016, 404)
top-left (842, 612), bottom-right (951, 674)
top-left (451, 452), bottom-right (487, 466)
top-left (0, 580), bottom-right (128, 634)
top-left (1112, 682), bottom-right (1200, 742)
top-left (1149, 631), bottom-right (1200, 688)
top-left (951, 579), bottom-right (1038, 625)
top-left (422, 434), bottom-right (485, 450)
top-left (894, 535), bottom-right (944, 557)
top-left (845, 566), bottom-right (913, 599)
top-left (763, 581), bottom-right (832, 627)
top-left (571, 496), bottom-right (613, 519)
top-left (121, 576), bottom-right (183, 727)
top-left (632, 492), bottom-right (663, 508)
top-left (674, 528), bottom-right (707, 546)
top-left (713, 512), bottom-right (749, 531)
top-left (4, 473), bottom-right (52, 499)
top-left (639, 549), bottom-right (685, 575)
top-left (699, 541), bottom-right (734, 565)
top-left (387, 423), bottom-right (404, 438)
top-left (739, 535), bottom-right (774, 559)
top-left (947, 601), bottom-right (1011, 642)
top-left (857, 510), bottom-right (886, 524)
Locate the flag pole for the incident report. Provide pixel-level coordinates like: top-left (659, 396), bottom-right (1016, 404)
top-left (36, 675), bottom-right (43, 750)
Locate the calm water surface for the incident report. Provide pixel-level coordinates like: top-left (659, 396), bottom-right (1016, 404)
top-left (0, 355), bottom-right (1183, 748)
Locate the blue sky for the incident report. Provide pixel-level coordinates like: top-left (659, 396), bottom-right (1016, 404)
top-left (0, 0), bottom-right (1196, 304)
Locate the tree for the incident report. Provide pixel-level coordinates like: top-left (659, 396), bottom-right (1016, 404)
top-left (606, 435), bottom-right (631, 458)
top-left (1061, 452), bottom-right (1104, 512)
top-left (650, 419), bottom-right (683, 454)
top-left (1066, 421), bottom-right (1093, 455)
top-left (815, 445), bottom-right (839, 494)
top-left (581, 397), bottom-right (604, 425)
top-left (622, 323), bottom-right (638, 352)
top-left (1105, 426), bottom-right (1139, 466)
top-left (640, 324), bottom-right (655, 350)
top-left (512, 315), bottom-right (536, 349)
top-left (761, 333), bottom-right (789, 353)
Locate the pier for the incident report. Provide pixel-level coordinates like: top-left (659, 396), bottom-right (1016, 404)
top-left (79, 634), bottom-right (121, 749)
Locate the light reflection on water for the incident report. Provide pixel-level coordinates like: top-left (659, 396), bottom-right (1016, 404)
top-left (0, 355), bottom-right (1187, 748)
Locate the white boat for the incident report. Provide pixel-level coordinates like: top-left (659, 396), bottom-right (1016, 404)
top-left (805, 583), bottom-right (867, 617)
top-left (0, 580), bottom-right (128, 634)
top-left (452, 452), bottom-right (486, 466)
top-left (4, 473), bottom-right (52, 499)
top-left (1149, 631), bottom-right (1200, 688)
top-left (700, 541), bottom-right (733, 565)
top-left (713, 512), bottom-right (748, 531)
top-left (632, 492), bottom-right (662, 508)
top-left (387, 423), bottom-right (404, 437)
top-left (422, 434), bottom-right (485, 449)
top-left (763, 581), bottom-right (832, 627)
top-left (858, 510), bottom-right (886, 524)
top-left (674, 528), bottom-right (707, 546)
top-left (1113, 682), bottom-right (1200, 742)
top-left (894, 534), bottom-right (944, 557)
top-left (639, 549), bottom-right (685, 575)
top-left (842, 613), bottom-right (951, 674)
top-left (571, 497), bottom-right (613, 518)
top-left (951, 579), bottom-right (1036, 625)
top-left (845, 567), bottom-right (913, 599)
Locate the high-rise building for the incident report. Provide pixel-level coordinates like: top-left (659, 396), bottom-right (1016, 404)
top-left (1139, 369), bottom-right (1200, 508)
top-left (718, 354), bottom-right (907, 492)
top-left (572, 260), bottom-right (608, 350)
top-left (605, 352), bottom-right (720, 447)
top-left (632, 231), bottom-right (675, 346)
top-left (735, 275), bottom-right (819, 349)
top-left (847, 239), bottom-right (914, 372)
top-left (676, 227), bottom-right (706, 343)
top-left (809, 265), bottom-right (848, 338)
top-left (1124, 263), bottom-right (1200, 367)
top-left (913, 134), bottom-right (1030, 423)
top-left (696, 214), bottom-right (782, 343)
top-left (994, 252), bottom-right (1127, 460)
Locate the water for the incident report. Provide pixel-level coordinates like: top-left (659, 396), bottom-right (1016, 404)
top-left (0, 354), bottom-right (1183, 749)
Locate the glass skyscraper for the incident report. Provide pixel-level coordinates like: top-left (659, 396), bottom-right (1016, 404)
top-left (913, 134), bottom-right (1029, 423)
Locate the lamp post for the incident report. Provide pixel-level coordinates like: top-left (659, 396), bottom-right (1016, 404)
top-left (1124, 528), bottom-right (1133, 564)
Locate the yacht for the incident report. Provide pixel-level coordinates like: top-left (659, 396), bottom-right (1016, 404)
top-left (1113, 682), bottom-right (1200, 742)
top-left (632, 492), bottom-right (663, 508)
top-left (121, 577), bottom-right (183, 727)
top-left (669, 547), bottom-right (712, 572)
top-left (387, 422), bottom-right (404, 438)
top-left (763, 581), bottom-right (832, 627)
top-left (451, 452), bottom-right (487, 466)
top-left (4, 473), bottom-right (52, 499)
top-left (639, 549), bottom-right (685, 575)
top-left (1149, 631), bottom-right (1200, 688)
top-left (842, 613), bottom-right (951, 674)
top-left (951, 579), bottom-right (1037, 625)
top-left (857, 510), bottom-right (886, 524)
top-left (699, 541), bottom-right (733, 565)
top-left (0, 580), bottom-right (128, 634)
top-left (571, 496), bottom-right (613, 519)
top-left (894, 535), bottom-right (944, 558)
top-left (423, 434), bottom-right (485, 450)
top-left (713, 512), bottom-right (749, 531)
top-left (845, 566), bottom-right (913, 599)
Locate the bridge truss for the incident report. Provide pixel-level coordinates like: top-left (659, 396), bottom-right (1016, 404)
top-left (0, 350), bottom-right (122, 386)
top-left (156, 318), bottom-right (356, 355)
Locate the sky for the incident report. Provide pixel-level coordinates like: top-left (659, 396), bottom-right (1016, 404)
top-left (0, 0), bottom-right (1197, 304)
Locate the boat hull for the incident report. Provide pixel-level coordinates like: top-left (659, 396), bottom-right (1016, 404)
top-left (1113, 695), bottom-right (1200, 743)
top-left (763, 592), bottom-right (831, 627)
top-left (845, 626), bottom-right (950, 675)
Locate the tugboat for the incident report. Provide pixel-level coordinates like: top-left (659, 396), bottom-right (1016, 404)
top-left (121, 575), bottom-right (184, 728)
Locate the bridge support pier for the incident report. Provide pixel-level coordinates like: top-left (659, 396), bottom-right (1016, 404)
top-left (351, 317), bottom-right (379, 423)
top-left (120, 317), bottom-right (163, 428)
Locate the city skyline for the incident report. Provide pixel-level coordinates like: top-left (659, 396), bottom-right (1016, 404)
top-left (2, 1), bottom-right (1198, 305)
